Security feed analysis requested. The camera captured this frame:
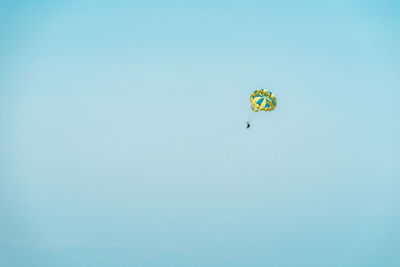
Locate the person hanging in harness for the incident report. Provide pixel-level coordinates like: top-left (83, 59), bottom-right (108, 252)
top-left (246, 122), bottom-right (251, 129)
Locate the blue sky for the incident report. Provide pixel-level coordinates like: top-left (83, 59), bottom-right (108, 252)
top-left (1, 0), bottom-right (399, 266)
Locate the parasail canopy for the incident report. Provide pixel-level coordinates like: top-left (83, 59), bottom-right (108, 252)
top-left (250, 89), bottom-right (277, 112)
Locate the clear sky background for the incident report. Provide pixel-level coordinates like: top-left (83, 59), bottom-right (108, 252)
top-left (1, 0), bottom-right (399, 266)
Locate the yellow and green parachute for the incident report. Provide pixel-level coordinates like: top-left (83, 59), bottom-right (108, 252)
top-left (250, 89), bottom-right (277, 112)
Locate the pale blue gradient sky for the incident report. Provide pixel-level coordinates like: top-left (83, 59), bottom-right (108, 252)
top-left (1, 0), bottom-right (399, 266)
